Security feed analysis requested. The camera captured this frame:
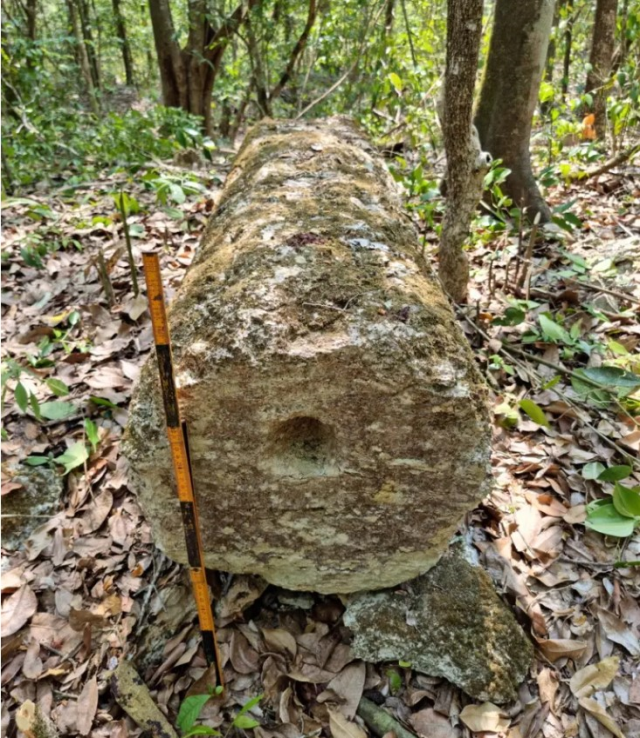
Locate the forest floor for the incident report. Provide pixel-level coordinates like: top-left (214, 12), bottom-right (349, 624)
top-left (1, 139), bottom-right (640, 738)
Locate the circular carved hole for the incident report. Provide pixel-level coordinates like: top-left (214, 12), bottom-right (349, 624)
top-left (267, 416), bottom-right (339, 479)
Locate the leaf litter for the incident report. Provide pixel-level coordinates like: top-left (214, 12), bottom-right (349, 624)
top-left (1, 151), bottom-right (639, 738)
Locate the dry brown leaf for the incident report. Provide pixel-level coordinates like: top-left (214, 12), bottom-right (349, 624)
top-left (537, 668), bottom-right (558, 711)
top-left (459, 703), bottom-right (509, 733)
top-left (262, 628), bottom-right (298, 657)
top-left (1, 584), bottom-right (37, 637)
top-left (219, 575), bottom-right (268, 620)
top-left (1, 568), bottom-right (24, 593)
top-left (570, 657), bottom-right (620, 698)
top-left (80, 489), bottom-right (113, 533)
top-left (578, 698), bottom-right (624, 738)
top-left (22, 639), bottom-right (43, 680)
top-left (597, 608), bottom-right (640, 656)
top-left (409, 707), bottom-right (459, 738)
top-left (76, 676), bottom-right (99, 735)
top-left (229, 630), bottom-right (260, 674)
top-left (536, 638), bottom-right (588, 662)
top-left (320, 662), bottom-right (366, 719)
top-left (328, 708), bottom-right (367, 738)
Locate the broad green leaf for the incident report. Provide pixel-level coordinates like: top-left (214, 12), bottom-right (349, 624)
top-left (25, 456), bottom-right (51, 466)
top-left (607, 340), bottom-right (629, 356)
top-left (169, 183), bottom-right (186, 204)
top-left (90, 396), bottom-right (118, 408)
top-left (598, 466), bottom-right (632, 482)
top-left (585, 502), bottom-right (636, 537)
top-left (398, 660), bottom-right (412, 668)
top-left (46, 378), bottom-right (69, 397)
top-left (518, 399), bottom-right (549, 426)
top-left (493, 307), bottom-right (525, 326)
top-left (54, 442), bottom-right (88, 475)
top-left (183, 727), bottom-right (221, 737)
top-left (612, 483), bottom-right (640, 519)
top-left (177, 694), bottom-right (211, 733)
top-left (386, 668), bottom-right (402, 694)
top-left (28, 393), bottom-right (42, 421)
top-left (85, 419), bottom-right (99, 452)
top-left (14, 382), bottom-right (28, 412)
top-left (581, 367), bottom-right (640, 393)
top-left (583, 462), bottom-right (605, 480)
top-left (233, 715), bottom-right (260, 730)
top-left (237, 695), bottom-right (263, 717)
top-left (388, 72), bottom-right (403, 92)
top-left (539, 315), bottom-right (571, 344)
top-left (39, 401), bottom-right (76, 420)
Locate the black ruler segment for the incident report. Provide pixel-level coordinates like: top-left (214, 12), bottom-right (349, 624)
top-left (180, 501), bottom-right (202, 567)
top-left (156, 344), bottom-right (180, 428)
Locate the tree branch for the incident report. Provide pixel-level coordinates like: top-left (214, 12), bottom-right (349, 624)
top-left (270, 0), bottom-right (318, 102)
top-left (567, 144), bottom-right (639, 180)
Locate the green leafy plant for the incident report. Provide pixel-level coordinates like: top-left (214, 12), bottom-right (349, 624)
top-left (176, 690), bottom-right (262, 738)
top-left (586, 482), bottom-right (640, 538)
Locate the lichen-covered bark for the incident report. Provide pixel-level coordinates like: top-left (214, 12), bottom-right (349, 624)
top-left (586, 0), bottom-right (618, 140)
top-left (125, 118), bottom-right (491, 594)
top-left (439, 0), bottom-right (486, 303)
top-left (475, 0), bottom-right (555, 222)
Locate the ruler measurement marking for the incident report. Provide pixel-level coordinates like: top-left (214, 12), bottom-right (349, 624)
top-left (142, 252), bottom-right (224, 690)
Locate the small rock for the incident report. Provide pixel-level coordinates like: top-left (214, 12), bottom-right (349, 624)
top-left (1, 465), bottom-right (63, 550)
top-left (343, 548), bottom-right (533, 704)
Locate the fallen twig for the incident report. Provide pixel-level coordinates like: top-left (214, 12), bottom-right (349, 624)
top-left (357, 697), bottom-right (418, 738)
top-left (567, 144), bottom-right (640, 181)
top-left (111, 659), bottom-right (178, 738)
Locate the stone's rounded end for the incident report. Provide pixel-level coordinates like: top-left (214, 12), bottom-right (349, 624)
top-left (265, 415), bottom-right (340, 479)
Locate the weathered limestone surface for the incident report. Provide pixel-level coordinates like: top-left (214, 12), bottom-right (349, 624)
top-left (1, 465), bottom-right (63, 550)
top-left (343, 546), bottom-right (533, 703)
top-left (124, 117), bottom-right (491, 593)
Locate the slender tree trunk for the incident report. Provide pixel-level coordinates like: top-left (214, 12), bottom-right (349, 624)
top-left (77, 0), bottom-right (100, 88)
top-left (270, 0), bottom-right (318, 103)
top-left (615, 0), bottom-right (629, 69)
top-left (585, 0), bottom-right (618, 140)
top-left (438, 0), bottom-right (487, 303)
top-left (561, 0), bottom-right (574, 100)
top-left (475, 0), bottom-right (554, 223)
top-left (26, 0), bottom-right (37, 41)
top-left (544, 0), bottom-right (560, 84)
top-left (112, 0), bottom-right (134, 85)
top-left (67, 0), bottom-right (100, 114)
top-left (25, 0), bottom-right (37, 70)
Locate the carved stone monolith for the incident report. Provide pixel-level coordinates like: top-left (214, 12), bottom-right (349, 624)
top-left (124, 117), bottom-right (491, 593)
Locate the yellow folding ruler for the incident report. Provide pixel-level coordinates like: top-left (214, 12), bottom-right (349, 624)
top-left (142, 252), bottom-right (224, 690)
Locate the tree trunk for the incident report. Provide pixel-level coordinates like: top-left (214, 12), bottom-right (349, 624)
top-left (112, 0), bottom-right (134, 85)
top-left (561, 0), bottom-right (574, 100)
top-left (544, 0), bottom-right (561, 85)
top-left (475, 0), bottom-right (554, 223)
top-left (77, 0), bottom-right (100, 89)
top-left (270, 0), bottom-right (318, 103)
top-left (585, 0), bottom-right (618, 140)
top-left (438, 0), bottom-right (486, 303)
top-left (26, 0), bottom-right (37, 41)
top-left (148, 0), bottom-right (186, 108)
top-left (148, 0), bottom-right (253, 134)
top-left (67, 0), bottom-right (100, 114)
